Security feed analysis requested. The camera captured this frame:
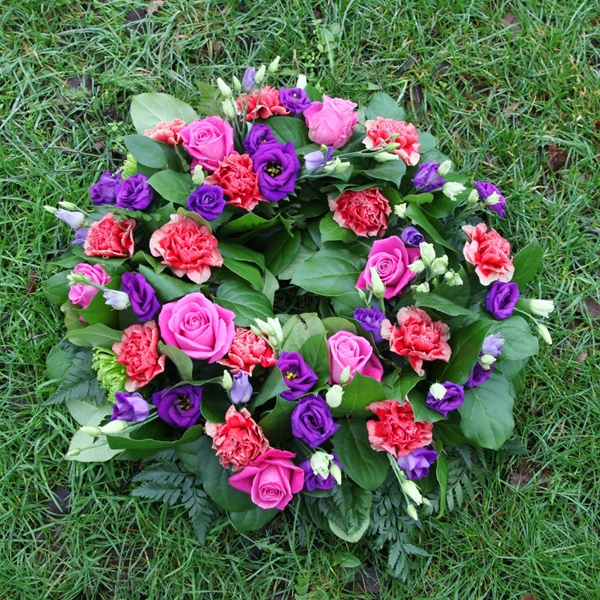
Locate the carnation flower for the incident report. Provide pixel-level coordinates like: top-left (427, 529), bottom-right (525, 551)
top-left (236, 86), bottom-right (289, 121)
top-left (328, 188), bottom-right (391, 238)
top-left (144, 119), bottom-right (186, 145)
top-left (463, 223), bottom-right (514, 286)
top-left (84, 213), bottom-right (135, 259)
top-left (363, 117), bottom-right (420, 166)
top-left (217, 327), bottom-right (277, 374)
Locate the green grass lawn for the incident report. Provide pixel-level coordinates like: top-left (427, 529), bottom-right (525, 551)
top-left (1, 1), bottom-right (599, 598)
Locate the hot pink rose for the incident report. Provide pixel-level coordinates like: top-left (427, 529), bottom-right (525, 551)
top-left (158, 292), bottom-right (236, 362)
top-left (327, 331), bottom-right (384, 384)
top-left (236, 86), bottom-right (289, 121)
top-left (303, 95), bottom-right (359, 149)
top-left (363, 117), bottom-right (421, 166)
top-left (68, 263), bottom-right (111, 309)
top-left (328, 188), bottom-right (391, 237)
top-left (388, 307), bottom-right (451, 376)
top-left (179, 116), bottom-right (234, 172)
top-left (228, 448), bottom-right (304, 510)
top-left (144, 119), bottom-right (186, 145)
top-left (462, 223), bottom-right (515, 286)
top-left (356, 236), bottom-right (420, 299)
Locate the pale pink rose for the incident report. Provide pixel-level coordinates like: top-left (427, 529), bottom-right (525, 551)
top-left (144, 119), bottom-right (187, 145)
top-left (158, 292), bottom-right (236, 362)
top-left (363, 117), bottom-right (421, 166)
top-left (356, 236), bottom-right (420, 299)
top-left (228, 449), bottom-right (304, 510)
top-left (68, 263), bottom-right (111, 309)
top-left (303, 95), bottom-right (359, 149)
top-left (327, 331), bottom-right (384, 384)
top-left (179, 117), bottom-right (234, 172)
top-left (463, 223), bottom-right (515, 286)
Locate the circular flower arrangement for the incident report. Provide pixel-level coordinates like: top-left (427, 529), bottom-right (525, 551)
top-left (43, 61), bottom-right (553, 572)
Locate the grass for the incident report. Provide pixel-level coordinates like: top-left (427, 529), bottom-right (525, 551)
top-left (1, 0), bottom-right (599, 597)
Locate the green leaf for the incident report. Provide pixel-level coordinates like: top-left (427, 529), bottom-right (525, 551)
top-left (491, 316), bottom-right (539, 360)
top-left (130, 93), bottom-right (199, 134)
top-left (299, 334), bottom-right (330, 385)
top-left (405, 204), bottom-right (456, 251)
top-left (282, 314), bottom-right (327, 352)
top-left (177, 436), bottom-right (255, 512)
top-left (65, 323), bottom-right (123, 349)
top-left (331, 289), bottom-right (365, 318)
top-left (433, 411), bottom-right (470, 447)
top-left (261, 268), bottom-right (279, 305)
top-left (138, 265), bottom-right (201, 302)
top-left (74, 278), bottom-right (121, 328)
top-left (220, 212), bottom-right (278, 235)
top-left (131, 250), bottom-right (166, 273)
top-left (200, 387), bottom-right (231, 423)
top-left (107, 423), bottom-right (203, 450)
top-left (124, 134), bottom-right (178, 169)
top-left (328, 486), bottom-right (372, 543)
top-left (459, 371), bottom-right (515, 449)
top-left (44, 271), bottom-right (71, 305)
top-left (46, 340), bottom-right (78, 381)
top-left (47, 351), bottom-right (107, 406)
top-left (402, 193), bottom-right (435, 205)
top-left (330, 373), bottom-right (387, 418)
top-left (215, 280), bottom-right (274, 327)
top-left (229, 507), bottom-right (278, 532)
top-left (331, 420), bottom-right (389, 491)
top-left (511, 239), bottom-right (543, 289)
top-left (147, 170), bottom-right (193, 205)
top-left (417, 132), bottom-right (437, 154)
top-left (218, 241), bottom-right (265, 271)
top-left (321, 317), bottom-right (357, 336)
top-left (496, 359), bottom-right (526, 397)
top-left (407, 389), bottom-right (445, 423)
top-left (434, 440), bottom-right (448, 517)
top-left (66, 397), bottom-right (105, 426)
top-left (365, 92), bottom-right (406, 121)
top-left (277, 245), bottom-right (316, 281)
top-left (363, 160), bottom-right (407, 187)
top-left (319, 213), bottom-right (357, 244)
top-left (222, 257), bottom-right (263, 289)
top-left (267, 116), bottom-right (311, 147)
top-left (304, 84), bottom-right (323, 102)
top-left (66, 403), bottom-right (122, 462)
top-left (251, 367), bottom-right (289, 409)
top-left (159, 343), bottom-right (194, 381)
top-left (415, 292), bottom-right (479, 319)
top-left (384, 369), bottom-right (424, 402)
top-left (258, 397), bottom-right (295, 446)
top-left (292, 249), bottom-right (362, 297)
top-left (264, 230), bottom-right (301, 276)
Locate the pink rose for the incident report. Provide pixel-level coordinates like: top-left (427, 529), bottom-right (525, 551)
top-left (303, 95), bottom-right (359, 149)
top-left (68, 263), bottom-right (111, 309)
top-left (356, 236), bottom-right (420, 299)
top-left (327, 331), bottom-right (384, 384)
top-left (158, 292), bottom-right (236, 362)
top-left (179, 117), bottom-right (234, 172)
top-left (363, 117), bottom-right (421, 166)
top-left (228, 449), bottom-right (304, 510)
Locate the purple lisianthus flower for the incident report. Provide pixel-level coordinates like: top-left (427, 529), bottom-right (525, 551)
top-left (474, 181), bottom-right (507, 217)
top-left (111, 391), bottom-right (150, 423)
top-left (397, 447), bottom-right (438, 480)
top-left (89, 171), bottom-right (121, 205)
top-left (291, 394), bottom-right (338, 448)
top-left (277, 352), bottom-right (319, 401)
top-left (400, 226), bottom-right (426, 247)
top-left (187, 184), bottom-right (226, 221)
top-left (304, 146), bottom-right (334, 172)
top-left (411, 162), bottom-right (445, 193)
top-left (72, 227), bottom-right (89, 245)
top-left (152, 384), bottom-right (203, 428)
top-left (121, 272), bottom-right (160, 322)
top-left (242, 67), bottom-right (256, 92)
top-left (252, 141), bottom-right (301, 201)
top-left (485, 281), bottom-right (520, 320)
top-left (425, 381), bottom-right (465, 417)
top-left (482, 333), bottom-right (505, 358)
top-left (465, 362), bottom-right (493, 389)
top-left (115, 173), bottom-right (154, 210)
top-left (230, 372), bottom-right (252, 404)
top-left (279, 87), bottom-right (312, 114)
top-left (300, 453), bottom-right (343, 491)
top-left (354, 306), bottom-right (386, 344)
top-left (243, 124), bottom-right (277, 156)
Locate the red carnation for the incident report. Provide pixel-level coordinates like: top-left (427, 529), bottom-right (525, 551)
top-left (84, 213), bottom-right (135, 259)
top-left (328, 188), bottom-right (391, 237)
top-left (144, 119), bottom-right (187, 146)
top-left (236, 86), bottom-right (289, 121)
top-left (217, 327), bottom-right (277, 374)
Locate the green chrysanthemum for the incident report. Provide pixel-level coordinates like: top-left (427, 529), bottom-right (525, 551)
top-left (92, 347), bottom-right (127, 399)
top-left (120, 153), bottom-right (138, 179)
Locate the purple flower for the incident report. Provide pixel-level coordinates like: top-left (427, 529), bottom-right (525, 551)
top-left (243, 124), bottom-right (277, 156)
top-left (277, 352), bottom-right (319, 401)
top-left (121, 272), bottom-right (160, 322)
top-left (187, 184), bottom-right (226, 221)
top-left (230, 372), bottom-right (252, 404)
top-left (304, 147), bottom-right (334, 172)
top-left (465, 363), bottom-right (493, 389)
top-left (400, 226), bottom-right (426, 247)
top-left (242, 67), bottom-right (256, 92)
top-left (482, 333), bottom-right (505, 358)
top-left (411, 162), bottom-right (445, 193)
top-left (397, 447), bottom-right (438, 480)
top-left (425, 381), bottom-right (465, 417)
top-left (72, 228), bottom-right (89, 245)
top-left (252, 141), bottom-right (301, 202)
top-left (115, 173), bottom-right (154, 210)
top-left (111, 391), bottom-right (150, 423)
top-left (279, 87), bottom-right (312, 114)
top-left (354, 306), bottom-right (386, 344)
top-left (474, 181), bottom-right (507, 217)
top-left (485, 281), bottom-right (520, 320)
top-left (89, 171), bottom-right (121, 205)
top-left (291, 394), bottom-right (338, 448)
top-left (152, 384), bottom-right (203, 428)
top-left (300, 453), bottom-right (343, 491)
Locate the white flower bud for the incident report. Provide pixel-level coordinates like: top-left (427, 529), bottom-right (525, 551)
top-left (55, 209), bottom-right (86, 230)
top-left (232, 76), bottom-right (242, 91)
top-left (192, 165), bottom-right (205, 186)
top-left (255, 65), bottom-right (266, 84)
top-left (356, 287), bottom-right (368, 302)
top-left (429, 382), bottom-right (447, 400)
top-left (296, 74), bottom-right (308, 89)
top-left (437, 160), bottom-right (452, 176)
top-left (419, 242), bottom-right (436, 266)
top-left (430, 255), bottom-right (449, 276)
top-left (536, 322), bottom-right (553, 345)
top-left (443, 181), bottom-right (467, 201)
top-left (523, 299), bottom-right (555, 319)
top-left (402, 479), bottom-right (423, 505)
top-left (385, 142), bottom-right (401, 151)
top-left (222, 370), bottom-right (233, 391)
top-left (268, 56), bottom-right (281, 73)
top-left (467, 189), bottom-right (480, 205)
top-left (484, 191), bottom-right (501, 206)
top-left (412, 282), bottom-right (430, 293)
top-left (323, 157), bottom-right (343, 173)
top-left (80, 426), bottom-right (101, 437)
top-left (479, 354), bottom-right (496, 370)
top-left (100, 420), bottom-right (127, 435)
top-left (330, 463), bottom-right (342, 486)
top-left (103, 289), bottom-right (130, 311)
top-left (408, 260), bottom-right (426, 274)
top-left (325, 385), bottom-right (344, 408)
top-left (444, 270), bottom-right (463, 286)
top-left (333, 160), bottom-right (350, 174)
top-left (44, 205), bottom-right (58, 214)
top-left (339, 366), bottom-right (351, 385)
top-left (58, 201), bottom-right (79, 211)
top-left (221, 99), bottom-right (237, 119)
top-left (217, 78), bottom-right (233, 99)
top-left (374, 151), bottom-right (400, 163)
top-left (369, 267), bottom-right (386, 299)
top-left (394, 203), bottom-right (407, 218)
top-left (309, 451), bottom-right (333, 479)
top-left (406, 504), bottom-right (419, 521)
top-left (66, 448), bottom-right (81, 457)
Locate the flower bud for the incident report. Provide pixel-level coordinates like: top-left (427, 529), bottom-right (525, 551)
top-left (192, 165), bottom-right (205, 186)
top-left (479, 354), bottom-right (496, 370)
top-left (296, 74), bottom-right (308, 89)
top-left (385, 142), bottom-right (401, 151)
top-left (406, 504), bottom-right (419, 520)
top-left (444, 270), bottom-right (463, 286)
top-left (222, 370), bottom-right (233, 391)
top-left (221, 99), bottom-right (237, 119)
top-left (58, 201), bottom-right (79, 211)
top-left (67, 272), bottom-right (91, 286)
top-left (255, 65), bottom-right (266, 84)
top-left (429, 382), bottom-right (447, 401)
top-left (325, 384), bottom-right (344, 408)
top-left (413, 282), bottom-right (430, 293)
top-left (44, 205), bottom-right (58, 214)
top-left (443, 181), bottom-right (466, 201)
top-left (437, 160), bottom-right (452, 176)
top-left (401, 479), bottom-right (423, 505)
top-left (230, 372), bottom-right (252, 404)
top-left (310, 451), bottom-right (333, 479)
top-left (484, 191), bottom-right (501, 206)
top-left (100, 419), bottom-right (127, 435)
top-left (430, 255), bottom-right (449, 276)
top-left (394, 203), bottom-right (407, 218)
top-left (333, 160), bottom-right (351, 174)
top-left (80, 426), bottom-right (101, 437)
top-left (374, 151), bottom-right (400, 163)
top-left (369, 267), bottom-right (386, 299)
top-left (121, 153), bottom-right (138, 179)
top-left (339, 366), bottom-right (351, 385)
top-left (522, 299), bottom-right (555, 319)
top-left (330, 463), bottom-right (343, 485)
top-left (408, 260), bottom-right (425, 274)
top-left (232, 75), bottom-right (242, 91)
top-left (536, 322), bottom-right (553, 345)
top-left (103, 289), bottom-right (130, 311)
top-left (268, 56), bottom-right (281, 73)
top-left (55, 209), bottom-right (86, 230)
top-left (66, 448), bottom-right (81, 457)
top-left (217, 78), bottom-right (233, 99)
top-left (242, 67), bottom-right (256, 92)
top-left (466, 189), bottom-right (479, 205)
top-left (419, 242), bottom-right (436, 266)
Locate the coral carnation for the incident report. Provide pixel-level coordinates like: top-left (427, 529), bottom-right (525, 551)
top-left (205, 406), bottom-right (270, 471)
top-left (388, 307), bottom-right (451, 376)
top-left (236, 86), bottom-right (289, 121)
top-left (462, 223), bottom-right (514, 286)
top-left (112, 321), bottom-right (166, 391)
top-left (149, 214), bottom-right (222, 284)
top-left (363, 117), bottom-right (421, 166)
top-left (144, 119), bottom-right (186, 145)
top-left (84, 213), bottom-right (135, 259)
top-left (328, 188), bottom-right (391, 237)
top-left (217, 327), bottom-right (277, 374)
top-left (366, 399), bottom-right (433, 457)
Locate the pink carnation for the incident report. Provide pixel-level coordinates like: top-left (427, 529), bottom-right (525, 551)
top-left (144, 119), bottom-right (186, 145)
top-left (363, 117), bottom-right (421, 166)
top-left (236, 87), bottom-right (289, 121)
top-left (328, 188), bottom-right (391, 237)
